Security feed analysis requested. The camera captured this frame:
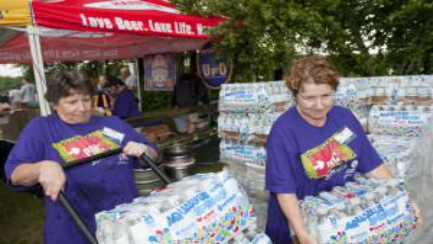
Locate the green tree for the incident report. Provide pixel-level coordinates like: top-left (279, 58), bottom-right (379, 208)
top-left (18, 60), bottom-right (127, 82)
top-left (323, 0), bottom-right (433, 76)
top-left (384, 0), bottom-right (433, 74)
top-left (0, 76), bottom-right (22, 95)
top-left (172, 0), bottom-right (327, 81)
top-left (171, 0), bottom-right (433, 78)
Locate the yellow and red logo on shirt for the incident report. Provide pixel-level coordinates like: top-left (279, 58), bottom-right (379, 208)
top-left (300, 131), bottom-right (356, 179)
top-left (52, 130), bottom-right (119, 163)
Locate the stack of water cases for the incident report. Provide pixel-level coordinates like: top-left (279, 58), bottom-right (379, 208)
top-left (368, 105), bottom-right (433, 137)
top-left (368, 135), bottom-right (417, 180)
top-left (334, 82), bottom-right (370, 131)
top-left (339, 75), bottom-right (433, 106)
top-left (300, 175), bottom-right (417, 244)
top-left (95, 170), bottom-right (272, 244)
top-left (218, 81), bottom-right (292, 231)
top-left (218, 81), bottom-right (292, 166)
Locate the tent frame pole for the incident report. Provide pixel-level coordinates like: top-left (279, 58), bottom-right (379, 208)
top-left (27, 25), bottom-right (51, 116)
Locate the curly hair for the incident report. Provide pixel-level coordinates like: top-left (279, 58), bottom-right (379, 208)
top-left (285, 55), bottom-right (340, 96)
top-left (45, 70), bottom-right (95, 104)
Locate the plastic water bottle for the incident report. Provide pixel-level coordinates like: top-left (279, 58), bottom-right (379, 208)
top-left (312, 206), bottom-right (329, 241)
top-left (345, 182), bottom-right (369, 197)
top-left (346, 197), bottom-right (363, 217)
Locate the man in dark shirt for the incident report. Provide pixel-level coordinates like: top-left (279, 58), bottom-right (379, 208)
top-left (172, 73), bottom-right (209, 108)
top-left (172, 73), bottom-right (209, 134)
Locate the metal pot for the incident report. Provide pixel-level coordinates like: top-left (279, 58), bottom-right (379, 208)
top-left (162, 143), bottom-right (195, 181)
top-left (133, 166), bottom-right (165, 196)
top-left (163, 143), bottom-right (193, 158)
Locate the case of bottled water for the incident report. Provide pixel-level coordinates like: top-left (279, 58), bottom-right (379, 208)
top-left (368, 105), bottom-right (433, 137)
top-left (95, 170), bottom-right (271, 244)
top-left (300, 175), bottom-right (417, 244)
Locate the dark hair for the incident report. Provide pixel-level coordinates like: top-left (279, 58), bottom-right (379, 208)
top-left (104, 76), bottom-right (125, 88)
top-left (22, 77), bottom-right (33, 83)
top-left (285, 55), bottom-right (340, 96)
top-left (45, 71), bottom-right (95, 104)
top-left (0, 95), bottom-right (10, 104)
top-left (179, 73), bottom-right (200, 83)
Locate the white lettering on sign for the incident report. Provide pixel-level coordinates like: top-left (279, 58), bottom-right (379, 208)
top-left (202, 64), bottom-right (210, 76)
top-left (79, 13), bottom-right (204, 36)
top-left (196, 23), bottom-right (205, 35)
top-left (115, 17), bottom-right (144, 31)
top-left (174, 22), bottom-right (194, 35)
top-left (103, 49), bottom-right (118, 57)
top-left (219, 63), bottom-right (228, 75)
top-left (148, 20), bottom-right (173, 33)
top-left (80, 14), bottom-right (88, 26)
top-left (201, 63), bottom-right (227, 77)
top-left (80, 13), bottom-right (113, 29)
top-left (82, 49), bottom-right (102, 58)
top-left (61, 50), bottom-right (80, 58)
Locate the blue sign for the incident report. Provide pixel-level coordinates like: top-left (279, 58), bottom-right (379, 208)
top-left (196, 42), bottom-right (232, 89)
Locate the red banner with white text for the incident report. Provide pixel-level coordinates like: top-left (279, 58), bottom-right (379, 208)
top-left (31, 0), bottom-right (225, 39)
top-left (0, 28), bottom-right (208, 64)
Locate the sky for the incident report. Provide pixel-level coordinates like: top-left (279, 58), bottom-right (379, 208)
top-left (0, 64), bottom-right (23, 77)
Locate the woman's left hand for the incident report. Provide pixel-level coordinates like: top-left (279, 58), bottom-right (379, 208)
top-left (412, 203), bottom-right (422, 227)
top-left (123, 141), bottom-right (151, 158)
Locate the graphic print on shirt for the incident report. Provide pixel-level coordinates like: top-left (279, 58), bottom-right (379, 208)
top-left (300, 128), bottom-right (357, 179)
top-left (52, 129), bottom-right (120, 163)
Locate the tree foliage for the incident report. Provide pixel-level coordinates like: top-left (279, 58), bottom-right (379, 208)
top-left (18, 60), bottom-right (127, 82)
top-left (0, 76), bottom-right (22, 95)
top-left (171, 0), bottom-right (433, 78)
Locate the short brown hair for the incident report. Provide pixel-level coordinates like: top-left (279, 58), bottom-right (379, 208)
top-left (285, 55), bottom-right (339, 96)
top-left (45, 71), bottom-right (95, 104)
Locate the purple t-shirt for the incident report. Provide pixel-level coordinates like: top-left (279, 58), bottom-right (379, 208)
top-left (4, 114), bottom-right (157, 244)
top-left (265, 106), bottom-right (382, 244)
top-left (113, 88), bottom-right (141, 119)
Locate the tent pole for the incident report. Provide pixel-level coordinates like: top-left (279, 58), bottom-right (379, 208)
top-left (133, 59), bottom-right (143, 111)
top-left (27, 25), bottom-right (51, 116)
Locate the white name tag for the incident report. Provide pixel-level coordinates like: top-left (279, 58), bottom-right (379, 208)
top-left (102, 127), bottom-right (125, 144)
top-left (334, 127), bottom-right (355, 145)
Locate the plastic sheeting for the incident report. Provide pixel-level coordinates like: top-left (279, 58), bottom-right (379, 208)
top-left (224, 161), bottom-right (268, 232)
top-left (406, 122), bottom-right (433, 243)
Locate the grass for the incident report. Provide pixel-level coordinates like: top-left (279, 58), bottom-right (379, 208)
top-left (0, 182), bottom-right (44, 244)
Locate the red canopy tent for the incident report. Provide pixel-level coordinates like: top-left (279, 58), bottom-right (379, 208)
top-left (1, 0), bottom-right (225, 63)
top-left (0, 0), bottom-right (225, 114)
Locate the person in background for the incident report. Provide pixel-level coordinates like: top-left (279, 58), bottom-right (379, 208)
top-left (8, 89), bottom-right (22, 108)
top-left (118, 66), bottom-right (138, 94)
top-left (171, 72), bottom-right (209, 134)
top-left (19, 77), bottom-right (38, 108)
top-left (265, 55), bottom-right (421, 244)
top-left (4, 70), bottom-right (158, 244)
top-left (93, 75), bottom-right (112, 116)
top-left (0, 95), bottom-right (11, 112)
top-left (105, 77), bottom-right (141, 120)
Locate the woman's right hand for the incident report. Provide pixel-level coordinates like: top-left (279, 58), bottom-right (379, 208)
top-left (38, 161), bottom-right (66, 201)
